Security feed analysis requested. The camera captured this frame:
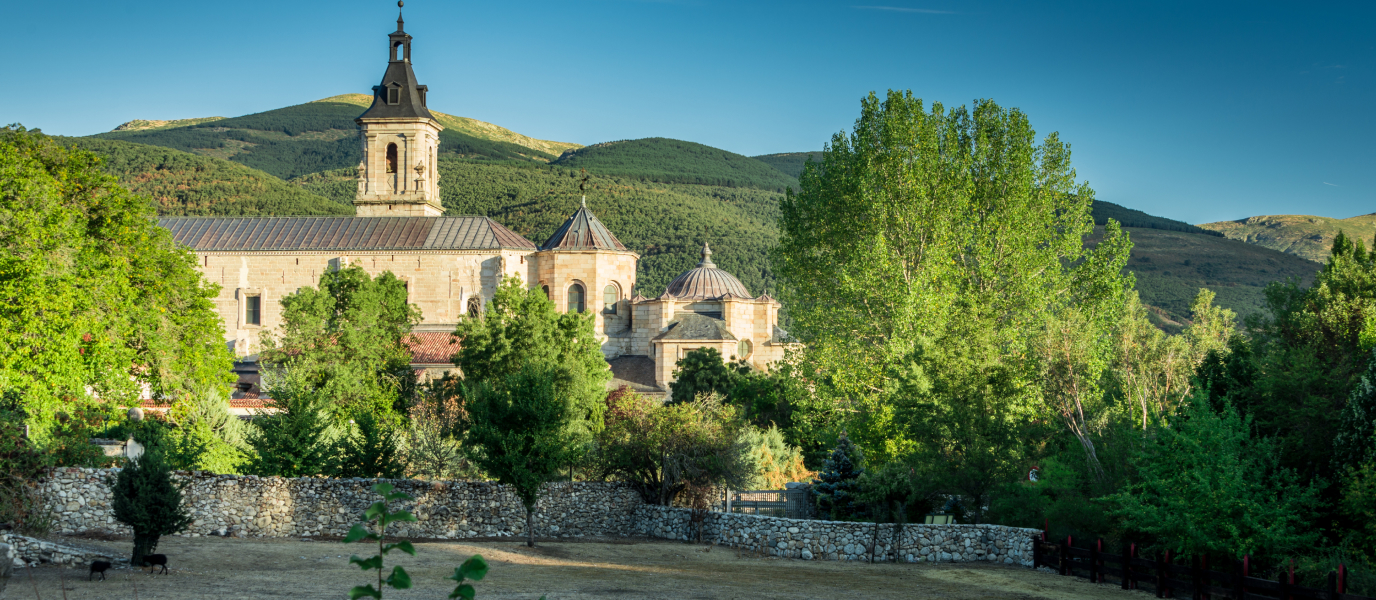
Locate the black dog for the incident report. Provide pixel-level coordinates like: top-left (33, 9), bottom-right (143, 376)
top-left (88, 560), bottom-right (112, 581)
top-left (143, 553), bottom-right (169, 575)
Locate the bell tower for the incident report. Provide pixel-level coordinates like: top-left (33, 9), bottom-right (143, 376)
top-left (354, 1), bottom-right (445, 217)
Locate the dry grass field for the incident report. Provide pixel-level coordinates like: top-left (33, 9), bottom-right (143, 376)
top-left (5, 535), bottom-right (1149, 600)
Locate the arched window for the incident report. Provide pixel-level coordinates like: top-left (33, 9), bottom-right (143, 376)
top-left (603, 284), bottom-right (619, 314)
top-left (467, 297), bottom-right (482, 318)
top-left (737, 339), bottom-right (753, 360)
top-left (567, 284), bottom-right (585, 313)
top-left (386, 143), bottom-right (398, 173)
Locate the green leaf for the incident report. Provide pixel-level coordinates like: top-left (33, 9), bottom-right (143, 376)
top-left (446, 567), bottom-right (466, 584)
top-left (448, 583), bottom-right (476, 600)
top-left (382, 540), bottom-right (416, 556)
top-left (348, 584), bottom-right (382, 600)
top-left (385, 565), bottom-right (413, 590)
top-left (459, 554), bottom-right (489, 581)
top-left (364, 501), bottom-right (386, 520)
top-left (343, 524), bottom-right (371, 544)
top-left (349, 555), bottom-right (383, 571)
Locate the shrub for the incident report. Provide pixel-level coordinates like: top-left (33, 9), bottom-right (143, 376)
top-left (246, 375), bottom-right (336, 477)
top-left (111, 448), bottom-right (193, 566)
top-left (813, 432), bottom-right (867, 520)
top-left (333, 410), bottom-right (405, 479)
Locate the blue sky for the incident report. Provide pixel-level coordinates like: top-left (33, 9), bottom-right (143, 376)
top-left (2, 0), bottom-right (1371, 224)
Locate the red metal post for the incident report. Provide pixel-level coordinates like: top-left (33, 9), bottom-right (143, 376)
top-left (1339, 563), bottom-right (1347, 594)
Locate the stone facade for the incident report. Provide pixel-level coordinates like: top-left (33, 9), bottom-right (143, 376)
top-left (532, 248), bottom-right (639, 348)
top-left (632, 505), bottom-right (1038, 565)
top-left (201, 249), bottom-right (526, 357)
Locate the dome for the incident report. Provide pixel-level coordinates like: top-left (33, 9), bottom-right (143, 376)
top-left (663, 243), bottom-right (752, 300)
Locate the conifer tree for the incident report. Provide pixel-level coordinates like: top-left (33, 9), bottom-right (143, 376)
top-left (246, 376), bottom-right (334, 477)
top-left (332, 410), bottom-right (404, 479)
top-left (111, 449), bottom-right (193, 567)
top-left (813, 432), bottom-right (867, 520)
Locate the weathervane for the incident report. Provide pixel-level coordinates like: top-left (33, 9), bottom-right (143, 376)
top-left (579, 169), bottom-right (591, 207)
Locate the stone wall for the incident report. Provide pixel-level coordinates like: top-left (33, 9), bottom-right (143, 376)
top-left (41, 468), bottom-right (643, 540)
top-left (0, 533), bottom-right (126, 568)
top-left (632, 505), bottom-right (1039, 565)
top-left (39, 468), bottom-right (1038, 568)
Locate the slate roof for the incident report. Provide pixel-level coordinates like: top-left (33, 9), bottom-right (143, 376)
top-left (356, 12), bottom-right (434, 121)
top-left (540, 199), bottom-right (628, 251)
top-left (158, 217), bottom-right (537, 251)
top-left (654, 312), bottom-right (737, 341)
top-left (662, 243), bottom-right (752, 300)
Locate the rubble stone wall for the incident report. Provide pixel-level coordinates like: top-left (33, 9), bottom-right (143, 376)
top-left (40, 468), bottom-right (642, 540)
top-left (632, 505), bottom-right (1039, 565)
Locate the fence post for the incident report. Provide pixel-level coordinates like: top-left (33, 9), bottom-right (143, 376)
top-left (1061, 536), bottom-right (1071, 576)
top-left (1278, 566), bottom-right (1289, 600)
top-left (1032, 536), bottom-right (1042, 569)
top-left (1233, 558), bottom-right (1244, 600)
top-left (1339, 563), bottom-right (1347, 594)
top-left (1122, 543), bottom-right (1132, 590)
top-left (1327, 571), bottom-right (1337, 600)
top-left (1156, 550), bottom-right (1167, 599)
top-left (1202, 554), bottom-right (1210, 600)
top-left (1091, 538), bottom-right (1100, 583)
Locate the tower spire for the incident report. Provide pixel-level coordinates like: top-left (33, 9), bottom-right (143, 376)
top-left (396, 1), bottom-right (405, 32)
top-left (700, 242), bottom-right (714, 267)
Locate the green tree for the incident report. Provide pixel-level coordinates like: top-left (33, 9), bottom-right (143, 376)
top-left (464, 365), bottom-right (578, 547)
top-left (0, 126), bottom-right (233, 439)
top-left (260, 264), bottom-right (421, 418)
top-left (1109, 395), bottom-right (1321, 558)
top-left (813, 432), bottom-right (867, 520)
top-left (669, 348), bottom-right (739, 404)
top-left (246, 375), bottom-right (336, 477)
top-left (591, 387), bottom-right (750, 505)
top-left (453, 277), bottom-right (610, 440)
top-left (772, 92), bottom-right (1133, 463)
top-left (164, 387), bottom-right (254, 474)
top-left (333, 410), bottom-right (405, 479)
top-left (111, 448), bottom-right (194, 567)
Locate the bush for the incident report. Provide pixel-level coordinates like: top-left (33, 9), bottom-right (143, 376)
top-left (0, 414), bottom-right (53, 534)
top-left (246, 376), bottom-right (336, 477)
top-left (164, 388), bottom-right (254, 474)
top-left (111, 448), bottom-right (193, 566)
top-left (738, 425), bottom-right (813, 490)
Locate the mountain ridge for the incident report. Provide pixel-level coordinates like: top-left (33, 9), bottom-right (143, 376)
top-left (1199, 213), bottom-right (1376, 263)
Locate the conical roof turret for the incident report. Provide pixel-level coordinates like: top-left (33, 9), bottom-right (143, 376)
top-left (540, 197), bottom-right (628, 251)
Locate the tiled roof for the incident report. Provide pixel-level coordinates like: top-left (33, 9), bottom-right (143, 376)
top-left (540, 199), bottom-right (627, 251)
top-left (158, 217), bottom-right (537, 251)
top-left (408, 331), bottom-right (458, 364)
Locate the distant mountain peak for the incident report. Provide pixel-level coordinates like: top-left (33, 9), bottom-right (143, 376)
top-left (111, 117), bottom-right (224, 132)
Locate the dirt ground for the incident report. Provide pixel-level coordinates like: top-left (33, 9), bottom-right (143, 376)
top-left (5, 535), bottom-right (1148, 599)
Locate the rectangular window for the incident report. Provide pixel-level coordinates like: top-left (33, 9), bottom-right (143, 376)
top-left (388, 87), bottom-right (400, 104)
top-left (245, 295), bottom-right (261, 326)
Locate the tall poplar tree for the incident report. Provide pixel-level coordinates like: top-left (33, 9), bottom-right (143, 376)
top-left (773, 92), bottom-right (1133, 462)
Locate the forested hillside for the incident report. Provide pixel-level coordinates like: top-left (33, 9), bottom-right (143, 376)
top-left (92, 101), bottom-right (558, 179)
top-left (1200, 213), bottom-right (1376, 263)
top-left (76, 99), bottom-right (1319, 324)
top-left (752, 151), bottom-right (823, 179)
top-left (1086, 225), bottom-right (1319, 330)
top-left (296, 160), bottom-right (782, 297)
top-left (62, 138), bottom-right (349, 216)
top-left (552, 138), bottom-right (799, 192)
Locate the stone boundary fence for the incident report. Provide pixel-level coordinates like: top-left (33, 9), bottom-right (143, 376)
top-left (632, 505), bottom-right (1039, 565)
top-left (41, 468), bottom-right (642, 540)
top-left (38, 468), bottom-right (1037, 567)
top-left (1, 533), bottom-right (128, 568)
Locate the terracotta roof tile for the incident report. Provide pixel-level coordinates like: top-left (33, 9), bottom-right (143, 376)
top-left (159, 217), bottom-right (537, 251)
top-left (408, 331), bottom-right (458, 364)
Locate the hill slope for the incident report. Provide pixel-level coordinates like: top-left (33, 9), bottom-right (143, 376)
top-left (295, 159), bottom-right (783, 297)
top-left (92, 100), bottom-right (567, 179)
top-left (552, 138), bottom-right (799, 192)
top-left (313, 94), bottom-right (580, 157)
top-left (1199, 213), bottom-right (1376, 263)
top-left (64, 138), bottom-right (350, 216)
top-left (1085, 226), bottom-right (1320, 330)
top-left (752, 151), bottom-right (823, 179)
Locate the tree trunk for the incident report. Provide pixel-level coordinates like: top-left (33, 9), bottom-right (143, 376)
top-left (132, 532), bottom-right (159, 568)
top-left (525, 503), bottom-right (535, 548)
